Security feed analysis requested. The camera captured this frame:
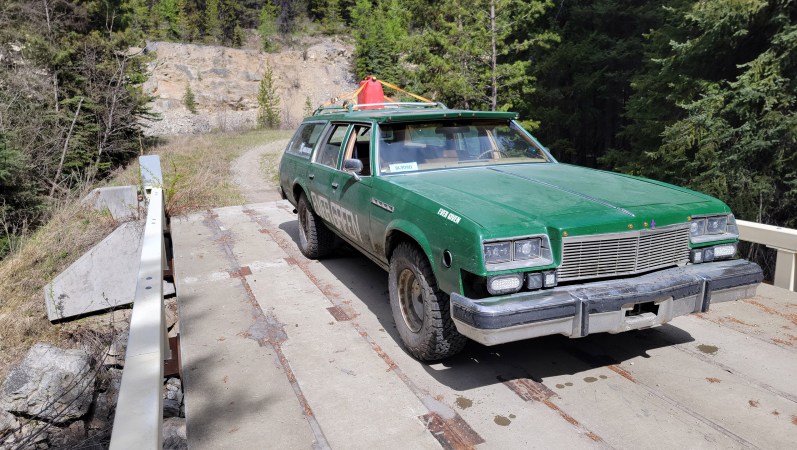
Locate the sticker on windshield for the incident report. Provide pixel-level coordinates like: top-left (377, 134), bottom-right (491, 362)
top-left (389, 162), bottom-right (418, 172)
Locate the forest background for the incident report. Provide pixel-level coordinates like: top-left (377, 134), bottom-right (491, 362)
top-left (0, 0), bottom-right (794, 266)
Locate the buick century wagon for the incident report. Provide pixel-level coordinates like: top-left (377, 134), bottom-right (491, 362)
top-left (278, 102), bottom-right (762, 361)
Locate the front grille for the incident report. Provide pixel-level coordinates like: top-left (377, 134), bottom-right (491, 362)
top-left (558, 225), bottom-right (690, 282)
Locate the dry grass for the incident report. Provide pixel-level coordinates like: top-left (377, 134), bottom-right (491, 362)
top-left (0, 128), bottom-right (292, 380)
top-left (116, 129), bottom-right (292, 215)
top-left (0, 200), bottom-right (119, 380)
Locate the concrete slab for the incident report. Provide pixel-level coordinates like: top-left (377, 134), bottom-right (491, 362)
top-left (173, 200), bottom-right (797, 449)
top-left (44, 221), bottom-right (143, 321)
top-left (172, 209), bottom-right (317, 449)
top-left (82, 185), bottom-right (139, 220)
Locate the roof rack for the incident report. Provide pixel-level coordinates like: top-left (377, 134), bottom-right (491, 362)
top-left (313, 101), bottom-right (448, 116)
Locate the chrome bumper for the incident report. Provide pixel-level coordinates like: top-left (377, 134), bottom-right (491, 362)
top-left (450, 259), bottom-right (763, 346)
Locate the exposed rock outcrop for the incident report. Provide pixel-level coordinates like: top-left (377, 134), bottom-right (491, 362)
top-left (141, 36), bottom-right (357, 135)
top-left (0, 344), bottom-right (94, 424)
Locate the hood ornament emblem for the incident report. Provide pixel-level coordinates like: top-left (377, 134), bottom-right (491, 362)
top-left (651, 219), bottom-right (656, 229)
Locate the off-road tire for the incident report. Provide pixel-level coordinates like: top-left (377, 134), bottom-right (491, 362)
top-left (297, 194), bottom-right (335, 259)
top-left (389, 242), bottom-right (467, 361)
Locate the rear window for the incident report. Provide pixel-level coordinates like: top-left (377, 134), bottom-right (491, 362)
top-left (286, 122), bottom-right (326, 158)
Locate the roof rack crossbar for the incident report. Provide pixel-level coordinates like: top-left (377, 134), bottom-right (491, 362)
top-left (313, 101), bottom-right (448, 115)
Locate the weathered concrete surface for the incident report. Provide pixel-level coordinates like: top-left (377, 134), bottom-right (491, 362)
top-left (44, 222), bottom-right (143, 321)
top-left (0, 344), bottom-right (93, 423)
top-left (173, 201), bottom-right (797, 449)
top-left (82, 186), bottom-right (139, 220)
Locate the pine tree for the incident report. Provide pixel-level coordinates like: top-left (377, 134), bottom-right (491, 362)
top-left (303, 96), bottom-right (314, 117)
top-left (317, 0), bottom-right (344, 33)
top-left (631, 0), bottom-right (797, 227)
top-left (205, 0), bottom-right (222, 44)
top-left (350, 0), bottom-right (407, 82)
top-left (258, 2), bottom-right (280, 51)
top-left (155, 0), bottom-right (182, 40)
top-left (258, 63), bottom-right (282, 129)
top-left (183, 83), bottom-right (198, 114)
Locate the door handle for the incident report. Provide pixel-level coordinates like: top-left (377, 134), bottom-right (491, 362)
top-left (308, 173), bottom-right (315, 180)
top-left (331, 182), bottom-right (339, 189)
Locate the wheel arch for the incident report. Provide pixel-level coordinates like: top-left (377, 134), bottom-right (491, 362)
top-left (385, 220), bottom-right (433, 266)
top-left (292, 182), bottom-right (308, 205)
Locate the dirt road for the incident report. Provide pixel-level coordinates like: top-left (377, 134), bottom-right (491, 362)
top-left (230, 139), bottom-right (290, 204)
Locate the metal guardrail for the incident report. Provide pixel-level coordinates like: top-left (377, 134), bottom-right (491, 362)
top-left (109, 156), bottom-right (170, 448)
top-left (738, 220), bottom-right (797, 292)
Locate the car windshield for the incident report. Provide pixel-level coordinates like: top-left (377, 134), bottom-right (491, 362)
top-left (377, 120), bottom-right (551, 175)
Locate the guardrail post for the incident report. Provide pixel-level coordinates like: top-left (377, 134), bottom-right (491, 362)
top-left (737, 220), bottom-right (797, 292)
top-left (773, 248), bottom-right (796, 291)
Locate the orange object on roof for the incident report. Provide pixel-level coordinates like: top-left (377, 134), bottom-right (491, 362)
top-left (357, 76), bottom-right (385, 109)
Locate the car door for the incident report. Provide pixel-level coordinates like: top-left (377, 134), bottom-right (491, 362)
top-left (307, 123), bottom-right (365, 245)
top-left (279, 121), bottom-right (327, 202)
top-left (329, 123), bottom-right (375, 254)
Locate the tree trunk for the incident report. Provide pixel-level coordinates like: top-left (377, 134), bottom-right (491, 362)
top-left (490, 0), bottom-right (497, 111)
top-left (50, 97), bottom-right (83, 199)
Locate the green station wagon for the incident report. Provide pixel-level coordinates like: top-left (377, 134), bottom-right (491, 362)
top-left (278, 102), bottom-right (762, 361)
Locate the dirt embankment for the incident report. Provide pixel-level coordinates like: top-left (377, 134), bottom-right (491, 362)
top-left (141, 36), bottom-right (357, 135)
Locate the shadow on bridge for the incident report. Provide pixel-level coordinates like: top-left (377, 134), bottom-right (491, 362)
top-left (277, 218), bottom-right (696, 393)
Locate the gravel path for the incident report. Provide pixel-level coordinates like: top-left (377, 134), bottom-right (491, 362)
top-left (231, 138), bottom-right (290, 204)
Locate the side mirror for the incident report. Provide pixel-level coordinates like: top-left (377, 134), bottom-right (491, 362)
top-left (342, 158), bottom-right (363, 181)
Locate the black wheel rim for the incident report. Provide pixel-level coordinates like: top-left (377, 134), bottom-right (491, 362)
top-left (398, 268), bottom-right (424, 333)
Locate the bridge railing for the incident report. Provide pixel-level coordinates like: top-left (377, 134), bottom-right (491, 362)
top-left (109, 155), bottom-right (170, 449)
top-left (737, 220), bottom-right (797, 292)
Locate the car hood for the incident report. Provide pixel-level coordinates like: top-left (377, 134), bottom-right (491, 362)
top-left (385, 163), bottom-right (718, 233)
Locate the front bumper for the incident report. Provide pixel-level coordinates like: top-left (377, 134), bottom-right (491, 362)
top-left (450, 259), bottom-right (762, 346)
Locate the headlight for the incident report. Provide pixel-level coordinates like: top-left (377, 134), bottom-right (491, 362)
top-left (482, 235), bottom-right (553, 270)
top-left (484, 242), bottom-right (511, 264)
top-left (690, 214), bottom-right (739, 244)
top-left (514, 238), bottom-right (541, 260)
top-left (706, 216), bottom-right (727, 234)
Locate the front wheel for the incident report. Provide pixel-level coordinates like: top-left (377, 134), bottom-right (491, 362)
top-left (388, 242), bottom-right (466, 361)
top-left (296, 194), bottom-right (335, 259)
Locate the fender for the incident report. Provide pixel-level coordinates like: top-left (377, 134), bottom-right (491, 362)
top-left (385, 218), bottom-right (434, 266)
top-left (384, 218), bottom-right (461, 294)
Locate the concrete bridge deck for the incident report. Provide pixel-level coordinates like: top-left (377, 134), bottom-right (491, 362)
top-left (172, 200), bottom-right (797, 449)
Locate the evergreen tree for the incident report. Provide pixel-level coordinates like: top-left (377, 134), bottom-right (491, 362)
top-left (258, 63), bottom-right (282, 128)
top-left (0, 0), bottom-right (152, 255)
top-left (399, 0), bottom-right (554, 111)
top-left (218, 0), bottom-right (247, 47)
top-left (183, 83), bottom-right (198, 113)
top-left (155, 0), bottom-right (182, 40)
top-left (627, 0), bottom-right (797, 227)
top-left (526, 0), bottom-right (669, 165)
top-left (350, 0), bottom-right (407, 83)
top-left (316, 0), bottom-right (344, 33)
top-left (205, 0), bottom-right (222, 43)
top-left (259, 1), bottom-right (280, 51)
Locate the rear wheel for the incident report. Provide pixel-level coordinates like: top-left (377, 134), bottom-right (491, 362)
top-left (388, 242), bottom-right (466, 361)
top-left (296, 194), bottom-right (335, 259)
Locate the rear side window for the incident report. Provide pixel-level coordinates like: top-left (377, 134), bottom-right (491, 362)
top-left (286, 122), bottom-right (326, 158)
top-left (314, 124), bottom-right (349, 168)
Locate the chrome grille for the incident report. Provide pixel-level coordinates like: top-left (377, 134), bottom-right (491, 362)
top-left (559, 225), bottom-right (690, 282)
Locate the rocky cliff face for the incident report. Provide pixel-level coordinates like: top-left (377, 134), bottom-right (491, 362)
top-left (141, 37), bottom-right (357, 135)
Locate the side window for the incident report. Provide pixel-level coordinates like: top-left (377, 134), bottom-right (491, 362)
top-left (286, 123), bottom-right (326, 158)
top-left (315, 124), bottom-right (348, 168)
top-left (343, 125), bottom-right (372, 176)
